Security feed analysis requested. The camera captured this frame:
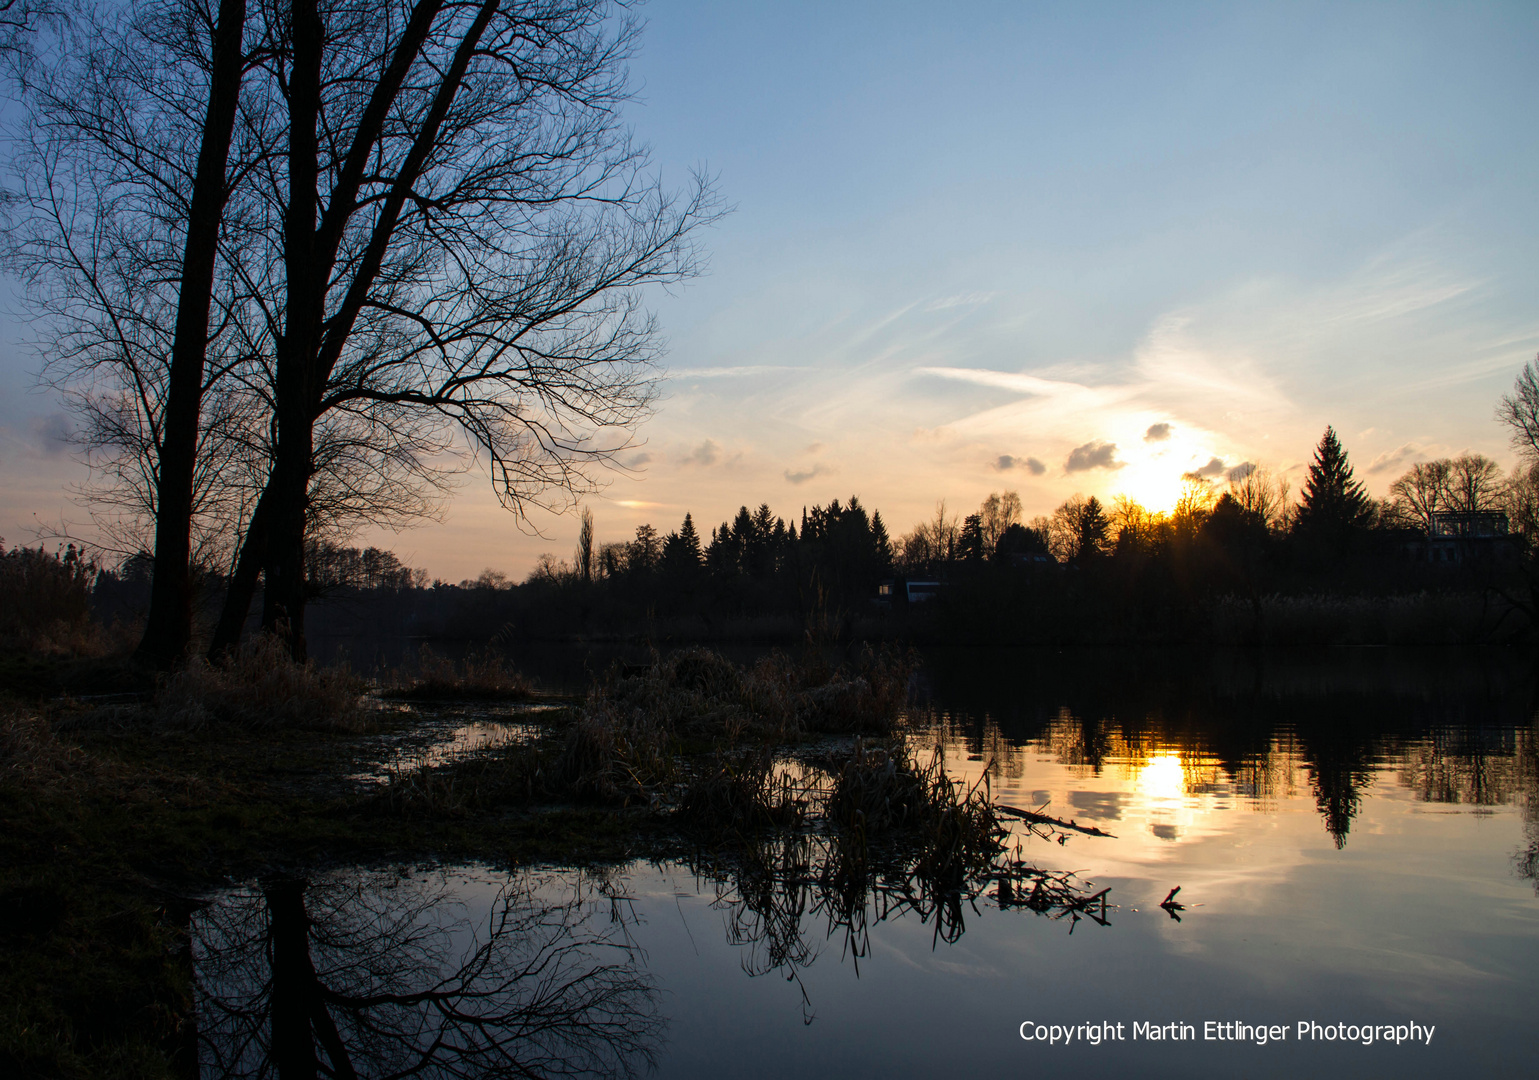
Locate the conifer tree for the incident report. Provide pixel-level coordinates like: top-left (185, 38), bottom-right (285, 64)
top-left (1295, 426), bottom-right (1374, 550)
top-left (662, 513), bottom-right (704, 579)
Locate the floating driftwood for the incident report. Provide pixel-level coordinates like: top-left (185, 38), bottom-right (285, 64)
top-left (995, 805), bottom-right (1117, 838)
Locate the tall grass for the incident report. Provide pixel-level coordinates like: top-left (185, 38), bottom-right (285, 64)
top-left (155, 634), bottom-right (370, 731)
top-left (0, 543), bottom-right (104, 655)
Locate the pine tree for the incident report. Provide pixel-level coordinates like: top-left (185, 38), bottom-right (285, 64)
top-left (1295, 426), bottom-right (1374, 550)
top-left (661, 513), bottom-right (704, 580)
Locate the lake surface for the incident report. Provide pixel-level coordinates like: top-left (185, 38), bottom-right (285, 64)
top-left (192, 648), bottom-right (1539, 1078)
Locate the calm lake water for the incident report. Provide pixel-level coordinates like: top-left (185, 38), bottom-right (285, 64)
top-left (193, 648), bottom-right (1539, 1078)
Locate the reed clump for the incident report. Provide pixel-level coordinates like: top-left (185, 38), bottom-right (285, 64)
top-left (155, 634), bottom-right (370, 731)
top-left (796, 644), bottom-right (918, 735)
top-left (827, 738), bottom-right (1005, 873)
top-left (553, 698), bottom-right (676, 804)
top-left (679, 746), bottom-right (811, 831)
top-left (388, 645), bottom-right (533, 701)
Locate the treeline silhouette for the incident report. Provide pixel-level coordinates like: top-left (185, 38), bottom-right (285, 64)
top-left (69, 424), bottom-right (1539, 648)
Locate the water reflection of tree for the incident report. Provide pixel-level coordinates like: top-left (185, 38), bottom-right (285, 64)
top-left (1513, 723), bottom-right (1539, 892)
top-left (192, 870), bottom-right (663, 1079)
top-left (692, 826), bottom-right (1106, 1024)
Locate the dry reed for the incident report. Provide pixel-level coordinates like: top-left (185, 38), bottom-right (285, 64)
top-left (155, 634), bottom-right (370, 731)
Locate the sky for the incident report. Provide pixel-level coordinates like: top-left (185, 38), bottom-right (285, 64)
top-left (2, 0), bottom-right (1537, 581)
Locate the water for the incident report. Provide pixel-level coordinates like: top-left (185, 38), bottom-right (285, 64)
top-left (191, 648), bottom-right (1539, 1078)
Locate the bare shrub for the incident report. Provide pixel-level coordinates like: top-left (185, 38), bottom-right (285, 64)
top-left (156, 634), bottom-right (369, 731)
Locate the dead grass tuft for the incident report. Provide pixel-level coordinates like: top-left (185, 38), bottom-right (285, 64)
top-left (155, 634), bottom-right (370, 731)
top-left (553, 699), bottom-right (675, 804)
top-left (0, 709), bottom-right (87, 787)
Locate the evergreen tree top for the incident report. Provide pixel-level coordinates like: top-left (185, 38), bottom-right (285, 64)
top-left (1297, 425), bottom-right (1374, 539)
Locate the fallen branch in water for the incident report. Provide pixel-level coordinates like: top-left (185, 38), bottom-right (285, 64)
top-left (1160, 885), bottom-right (1186, 921)
top-left (995, 805), bottom-right (1117, 838)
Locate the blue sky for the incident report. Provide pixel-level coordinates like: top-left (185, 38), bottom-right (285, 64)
top-left (3, 0), bottom-right (1537, 579)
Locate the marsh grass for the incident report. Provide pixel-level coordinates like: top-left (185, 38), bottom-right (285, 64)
top-left (155, 634), bottom-right (371, 731)
top-left (679, 747), bottom-right (816, 831)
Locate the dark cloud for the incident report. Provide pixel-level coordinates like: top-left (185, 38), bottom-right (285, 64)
top-left (1190, 456), bottom-right (1226, 479)
top-left (625, 452), bottom-right (653, 468)
top-left (29, 414), bottom-right (72, 457)
top-left (785, 463), bottom-right (830, 485)
top-left (1144, 423), bottom-right (1172, 442)
top-left (993, 454), bottom-right (1047, 475)
top-left (1064, 440), bottom-right (1124, 473)
top-left (682, 439), bottom-right (719, 466)
top-left (1226, 461), bottom-right (1256, 482)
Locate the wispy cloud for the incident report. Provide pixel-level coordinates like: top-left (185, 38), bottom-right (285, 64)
top-left (677, 365), bottom-right (811, 378)
top-left (785, 463), bottom-right (833, 485)
top-left (1365, 442), bottom-right (1426, 474)
top-left (924, 292), bottom-right (996, 312)
top-left (682, 440), bottom-right (720, 466)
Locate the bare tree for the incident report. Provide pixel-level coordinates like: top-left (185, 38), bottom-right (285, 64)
top-left (7, 0), bottom-right (266, 665)
top-left (897, 500), bottom-right (959, 573)
top-left (13, 0), bottom-right (717, 663)
top-left (1506, 463), bottom-right (1539, 553)
top-left (1109, 493), bottom-right (1161, 555)
top-left (1225, 463), bottom-right (1290, 530)
top-left (1386, 459), bottom-right (1451, 532)
top-left (1444, 453), bottom-right (1505, 513)
top-left (977, 490), bottom-right (1022, 556)
top-left (233, 0), bottom-right (716, 658)
top-left (1498, 356), bottom-right (1539, 463)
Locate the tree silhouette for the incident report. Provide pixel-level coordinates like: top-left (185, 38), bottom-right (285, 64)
top-left (1294, 426), bottom-right (1374, 552)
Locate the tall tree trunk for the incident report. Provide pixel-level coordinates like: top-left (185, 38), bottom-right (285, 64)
top-left (262, 0), bottom-right (324, 661)
top-left (133, 0), bottom-right (248, 669)
top-left (259, 0), bottom-right (494, 661)
top-left (208, 485), bottom-right (271, 658)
